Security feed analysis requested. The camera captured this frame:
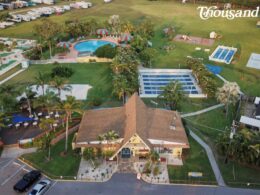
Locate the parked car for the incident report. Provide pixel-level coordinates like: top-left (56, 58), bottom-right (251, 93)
top-left (13, 170), bottom-right (41, 193)
top-left (28, 179), bottom-right (51, 195)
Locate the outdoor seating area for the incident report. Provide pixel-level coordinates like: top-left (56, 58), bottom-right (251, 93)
top-left (0, 111), bottom-right (63, 145)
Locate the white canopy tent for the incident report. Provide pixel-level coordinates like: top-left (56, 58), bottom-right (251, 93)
top-left (240, 116), bottom-right (260, 129)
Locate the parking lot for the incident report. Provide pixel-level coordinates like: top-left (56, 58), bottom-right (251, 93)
top-left (0, 158), bottom-right (55, 195)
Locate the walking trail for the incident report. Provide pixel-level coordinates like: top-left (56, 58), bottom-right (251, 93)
top-left (189, 129), bottom-right (226, 186)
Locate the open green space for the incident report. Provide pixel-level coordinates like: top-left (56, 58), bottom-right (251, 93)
top-left (0, 0), bottom-right (259, 95)
top-left (21, 133), bottom-right (80, 179)
top-left (6, 63), bottom-right (121, 107)
top-left (185, 108), bottom-right (260, 188)
top-left (168, 137), bottom-right (216, 185)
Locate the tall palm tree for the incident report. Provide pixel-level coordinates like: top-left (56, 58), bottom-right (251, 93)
top-left (39, 118), bottom-right (55, 161)
top-left (159, 81), bottom-right (184, 110)
top-left (49, 76), bottom-right (71, 99)
top-left (216, 82), bottom-right (240, 118)
top-left (35, 89), bottom-right (59, 114)
top-left (0, 112), bottom-right (5, 130)
top-left (20, 86), bottom-right (37, 116)
top-left (112, 75), bottom-right (132, 104)
top-left (0, 84), bottom-right (20, 112)
top-left (34, 72), bottom-right (50, 96)
top-left (59, 95), bottom-right (82, 153)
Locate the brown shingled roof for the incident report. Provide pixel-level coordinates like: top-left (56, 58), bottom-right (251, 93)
top-left (76, 93), bottom-right (189, 148)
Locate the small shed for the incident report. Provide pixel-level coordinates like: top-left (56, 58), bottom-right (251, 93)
top-left (210, 31), bottom-right (217, 39)
top-left (21, 60), bottom-right (29, 69)
top-left (96, 29), bottom-right (109, 36)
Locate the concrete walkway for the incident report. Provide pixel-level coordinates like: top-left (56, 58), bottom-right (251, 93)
top-left (189, 129), bottom-right (226, 186)
top-left (181, 104), bottom-right (224, 118)
top-left (1, 146), bottom-right (37, 158)
top-left (0, 69), bottom-right (25, 85)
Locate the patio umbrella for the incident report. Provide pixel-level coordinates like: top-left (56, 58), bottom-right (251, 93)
top-left (96, 29), bottom-right (109, 36)
top-left (120, 33), bottom-right (132, 43)
top-left (57, 42), bottom-right (71, 48)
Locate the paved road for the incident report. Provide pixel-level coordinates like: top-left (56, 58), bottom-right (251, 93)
top-left (46, 173), bottom-right (260, 195)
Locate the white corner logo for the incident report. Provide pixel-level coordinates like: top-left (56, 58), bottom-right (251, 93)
top-left (198, 6), bottom-right (260, 20)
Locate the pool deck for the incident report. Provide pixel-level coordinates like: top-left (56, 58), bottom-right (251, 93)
top-left (53, 37), bottom-right (119, 60)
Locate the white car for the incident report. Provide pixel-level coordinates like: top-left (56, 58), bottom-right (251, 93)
top-left (28, 179), bottom-right (51, 195)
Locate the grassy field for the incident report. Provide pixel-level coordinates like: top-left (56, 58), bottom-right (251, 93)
top-left (6, 63), bottom-right (121, 107)
top-left (0, 0), bottom-right (259, 95)
top-left (168, 137), bottom-right (216, 185)
top-left (22, 133), bottom-right (80, 178)
top-left (185, 108), bottom-right (260, 188)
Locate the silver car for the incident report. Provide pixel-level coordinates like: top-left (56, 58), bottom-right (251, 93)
top-left (28, 179), bottom-right (51, 195)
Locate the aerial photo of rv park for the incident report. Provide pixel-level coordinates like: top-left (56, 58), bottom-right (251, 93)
top-left (0, 0), bottom-right (259, 194)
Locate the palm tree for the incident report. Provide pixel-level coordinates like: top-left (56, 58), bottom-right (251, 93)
top-left (216, 82), bottom-right (240, 118)
top-left (39, 118), bottom-right (55, 161)
top-left (35, 89), bottom-right (59, 114)
top-left (49, 76), bottom-right (71, 99)
top-left (0, 112), bottom-right (5, 130)
top-left (0, 84), bottom-right (20, 112)
top-left (148, 150), bottom-right (159, 164)
top-left (159, 81), bottom-right (184, 110)
top-left (59, 95), bottom-right (82, 153)
top-left (34, 72), bottom-right (50, 96)
top-left (20, 86), bottom-right (37, 116)
top-left (112, 75), bottom-right (132, 104)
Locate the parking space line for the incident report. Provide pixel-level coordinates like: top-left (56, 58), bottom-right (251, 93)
top-left (13, 161), bottom-right (22, 167)
top-left (45, 181), bottom-right (57, 195)
top-left (1, 164), bottom-right (25, 186)
top-left (22, 167), bottom-right (30, 172)
top-left (0, 159), bottom-right (14, 172)
top-left (0, 159), bottom-right (11, 165)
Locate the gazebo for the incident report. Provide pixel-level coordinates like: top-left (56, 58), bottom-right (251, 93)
top-left (118, 33), bottom-right (132, 43)
top-left (96, 29), bottom-right (109, 36)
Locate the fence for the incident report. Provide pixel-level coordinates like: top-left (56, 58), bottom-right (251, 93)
top-left (51, 124), bottom-right (80, 145)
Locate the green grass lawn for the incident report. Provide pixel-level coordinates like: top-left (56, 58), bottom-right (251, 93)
top-left (6, 62), bottom-right (121, 107)
top-left (185, 107), bottom-right (260, 188)
top-left (21, 133), bottom-right (80, 179)
top-left (0, 65), bottom-right (21, 81)
top-left (168, 136), bottom-right (216, 185)
top-left (0, 0), bottom-right (259, 95)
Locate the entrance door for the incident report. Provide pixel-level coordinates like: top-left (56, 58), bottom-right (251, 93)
top-left (121, 148), bottom-right (131, 158)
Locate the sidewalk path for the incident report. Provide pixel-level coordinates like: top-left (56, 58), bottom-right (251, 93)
top-left (181, 104), bottom-right (224, 118)
top-left (1, 146), bottom-right (37, 158)
top-left (0, 69), bottom-right (25, 85)
top-left (189, 129), bottom-right (226, 186)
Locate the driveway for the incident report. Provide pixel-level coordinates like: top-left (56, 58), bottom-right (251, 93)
top-left (46, 173), bottom-right (260, 195)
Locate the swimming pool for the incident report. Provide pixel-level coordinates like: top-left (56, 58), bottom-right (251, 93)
top-left (139, 69), bottom-right (205, 98)
top-left (74, 40), bottom-right (116, 53)
top-left (209, 45), bottom-right (237, 64)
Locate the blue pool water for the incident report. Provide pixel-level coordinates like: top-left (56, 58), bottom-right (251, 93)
top-left (140, 73), bottom-right (200, 96)
top-left (74, 40), bottom-right (116, 53)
